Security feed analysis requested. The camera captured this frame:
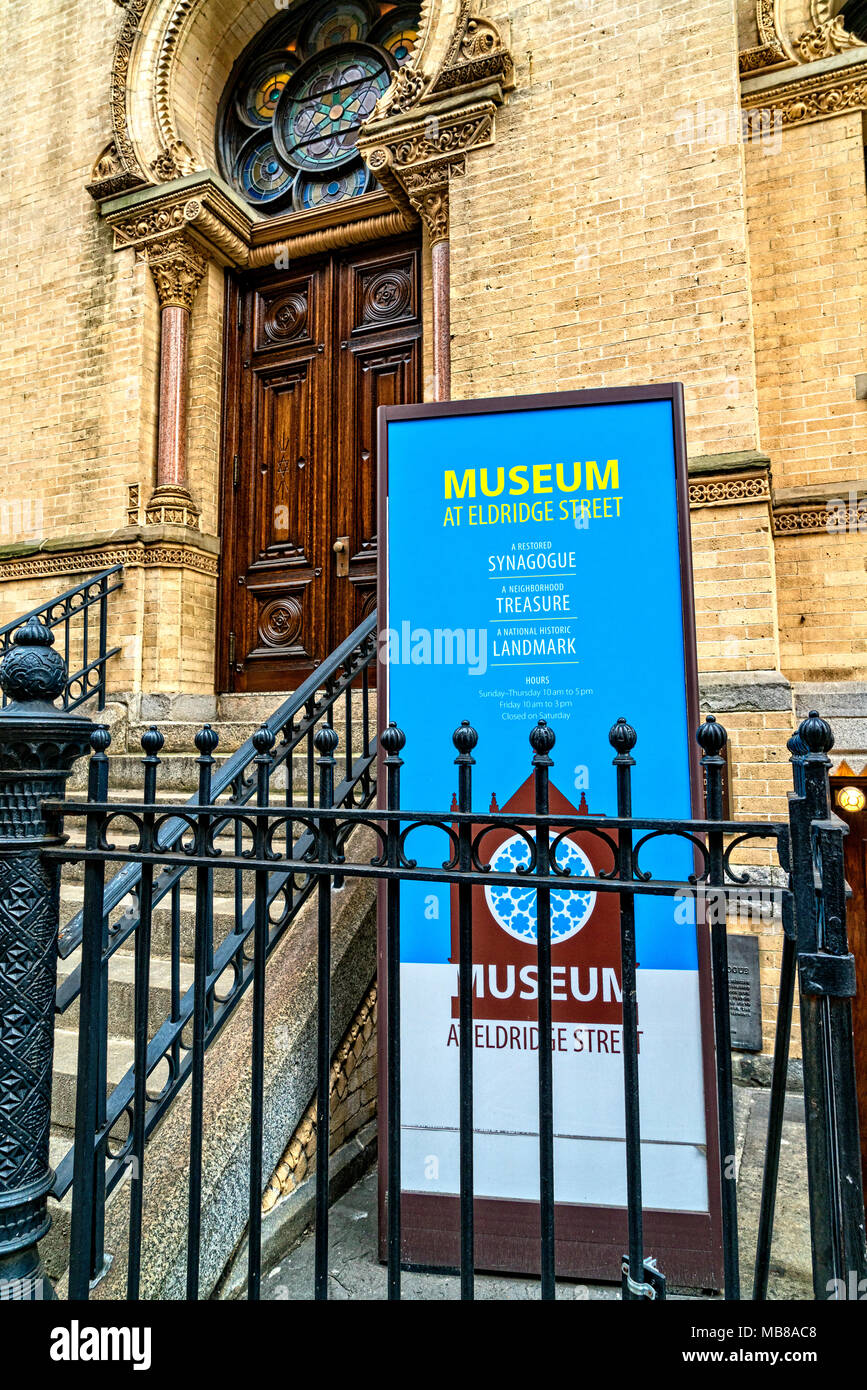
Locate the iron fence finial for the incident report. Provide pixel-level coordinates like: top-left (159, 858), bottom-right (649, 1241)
top-left (453, 720), bottom-right (478, 759)
top-left (194, 724), bottom-right (220, 756)
top-left (798, 710), bottom-right (834, 757)
top-left (141, 725), bottom-right (164, 757)
top-left (696, 713), bottom-right (728, 758)
top-left (0, 616), bottom-right (66, 708)
top-left (313, 726), bottom-right (339, 756)
top-left (609, 716), bottom-right (637, 759)
top-left (380, 722), bottom-right (406, 757)
top-left (530, 719), bottom-right (555, 760)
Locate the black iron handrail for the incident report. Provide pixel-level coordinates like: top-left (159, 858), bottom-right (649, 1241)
top-left (51, 612), bottom-right (379, 1210)
top-left (56, 609), bottom-right (376, 964)
top-left (0, 565), bottom-right (123, 711)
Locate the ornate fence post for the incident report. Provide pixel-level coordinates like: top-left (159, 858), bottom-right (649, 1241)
top-left (0, 618), bottom-right (93, 1299)
top-left (796, 711), bottom-right (867, 1298)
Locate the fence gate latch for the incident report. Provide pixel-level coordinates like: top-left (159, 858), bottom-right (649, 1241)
top-left (621, 1255), bottom-right (667, 1300)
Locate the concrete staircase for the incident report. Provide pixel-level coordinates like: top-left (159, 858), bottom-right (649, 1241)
top-left (45, 687), bottom-right (376, 1284)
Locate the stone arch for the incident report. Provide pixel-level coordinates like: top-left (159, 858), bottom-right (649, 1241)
top-left (93, 0), bottom-right (459, 197)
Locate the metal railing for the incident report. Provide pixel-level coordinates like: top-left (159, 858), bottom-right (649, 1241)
top-left (0, 565), bottom-right (123, 711)
top-left (52, 614), bottom-right (378, 1215)
top-left (43, 707), bottom-right (867, 1301)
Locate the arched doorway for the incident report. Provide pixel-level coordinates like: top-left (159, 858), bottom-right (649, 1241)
top-left (213, 1), bottom-right (423, 690)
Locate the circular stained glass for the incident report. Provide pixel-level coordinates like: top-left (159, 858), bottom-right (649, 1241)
top-left (370, 8), bottom-right (418, 65)
top-left (236, 51), bottom-right (299, 127)
top-left (295, 161), bottom-right (370, 210)
top-left (484, 834), bottom-right (597, 946)
top-left (274, 43), bottom-right (394, 174)
top-left (234, 132), bottom-right (295, 204)
top-left (218, 1), bottom-right (420, 215)
top-left (301, 0), bottom-right (376, 52)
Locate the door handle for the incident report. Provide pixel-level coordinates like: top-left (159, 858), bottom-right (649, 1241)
top-left (333, 536), bottom-right (349, 578)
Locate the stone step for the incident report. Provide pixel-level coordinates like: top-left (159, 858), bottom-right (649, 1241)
top-left (57, 818), bottom-right (311, 888)
top-left (57, 881), bottom-right (256, 966)
top-left (50, 1028), bottom-right (135, 1137)
top-left (55, 947), bottom-right (196, 1039)
top-left (66, 749), bottom-right (363, 793)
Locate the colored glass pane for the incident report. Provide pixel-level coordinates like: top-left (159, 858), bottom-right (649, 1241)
top-left (278, 47), bottom-right (392, 173)
top-left (236, 135), bottom-right (295, 203)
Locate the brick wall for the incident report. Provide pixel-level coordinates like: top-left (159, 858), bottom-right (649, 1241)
top-left (745, 111), bottom-right (867, 490)
top-left (263, 984), bottom-right (377, 1208)
top-left (449, 0), bottom-right (761, 458)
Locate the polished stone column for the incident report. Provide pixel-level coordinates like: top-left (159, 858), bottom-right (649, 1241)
top-left (145, 235), bottom-right (208, 527)
top-left (415, 187), bottom-right (451, 402)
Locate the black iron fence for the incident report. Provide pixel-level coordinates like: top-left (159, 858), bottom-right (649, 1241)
top-left (0, 566), bottom-right (123, 712)
top-left (0, 616), bottom-right (863, 1301)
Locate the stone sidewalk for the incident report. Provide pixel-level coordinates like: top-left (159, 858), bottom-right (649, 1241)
top-left (258, 1087), bottom-right (813, 1301)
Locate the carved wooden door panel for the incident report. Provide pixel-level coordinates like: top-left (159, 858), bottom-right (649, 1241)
top-left (332, 240), bottom-right (421, 641)
top-left (219, 236), bottom-right (420, 693)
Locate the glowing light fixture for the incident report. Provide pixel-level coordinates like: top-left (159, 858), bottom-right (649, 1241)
top-left (836, 785), bottom-right (866, 814)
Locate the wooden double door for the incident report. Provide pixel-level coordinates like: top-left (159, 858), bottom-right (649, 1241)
top-left (218, 235), bottom-right (421, 691)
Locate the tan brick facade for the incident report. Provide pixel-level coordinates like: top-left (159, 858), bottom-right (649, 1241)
top-left (0, 0), bottom-right (865, 1069)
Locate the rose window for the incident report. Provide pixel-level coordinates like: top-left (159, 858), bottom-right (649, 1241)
top-left (218, 1), bottom-right (420, 215)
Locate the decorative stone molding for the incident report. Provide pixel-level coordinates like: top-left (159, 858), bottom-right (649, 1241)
top-left (103, 0), bottom-right (150, 197)
top-left (771, 477), bottom-right (867, 534)
top-left (150, 140), bottom-right (196, 183)
top-left (358, 2), bottom-right (514, 241)
top-left (85, 140), bottom-right (131, 201)
top-left (104, 177), bottom-right (253, 271)
top-left (773, 500), bottom-right (867, 534)
top-left (246, 204), bottom-right (416, 270)
top-left (689, 472), bottom-right (772, 508)
top-left (742, 51), bottom-right (867, 129)
top-left (739, 0), bottom-right (797, 76)
top-left (0, 533), bottom-right (220, 585)
top-left (146, 233), bottom-right (208, 311)
top-left (796, 0), bottom-right (865, 62)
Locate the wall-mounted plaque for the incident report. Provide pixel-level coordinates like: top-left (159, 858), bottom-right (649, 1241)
top-left (728, 933), bottom-right (762, 1053)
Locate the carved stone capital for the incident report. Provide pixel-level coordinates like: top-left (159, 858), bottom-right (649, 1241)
top-left (146, 234), bottom-right (208, 311)
top-left (412, 185), bottom-right (451, 245)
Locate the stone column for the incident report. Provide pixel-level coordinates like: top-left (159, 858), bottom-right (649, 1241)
top-left (415, 187), bottom-right (451, 402)
top-left (0, 618), bottom-right (93, 1299)
top-left (145, 234), bottom-right (208, 528)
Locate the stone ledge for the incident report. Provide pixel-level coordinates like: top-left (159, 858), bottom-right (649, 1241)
top-left (217, 1120), bottom-right (377, 1300)
top-left (0, 525), bottom-right (220, 562)
top-left (688, 450), bottom-right (771, 477)
top-left (773, 478), bottom-right (867, 509)
top-left (794, 681), bottom-right (867, 719)
top-left (699, 670), bottom-right (793, 714)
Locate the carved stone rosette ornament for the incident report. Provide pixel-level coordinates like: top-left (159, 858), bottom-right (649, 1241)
top-left (0, 619), bottom-right (93, 1299)
top-left (145, 234), bottom-right (209, 529)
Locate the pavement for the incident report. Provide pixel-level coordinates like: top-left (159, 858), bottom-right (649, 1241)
top-left (259, 1086), bottom-right (813, 1301)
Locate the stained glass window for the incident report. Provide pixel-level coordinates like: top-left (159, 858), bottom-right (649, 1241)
top-left (218, 1), bottom-right (420, 216)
